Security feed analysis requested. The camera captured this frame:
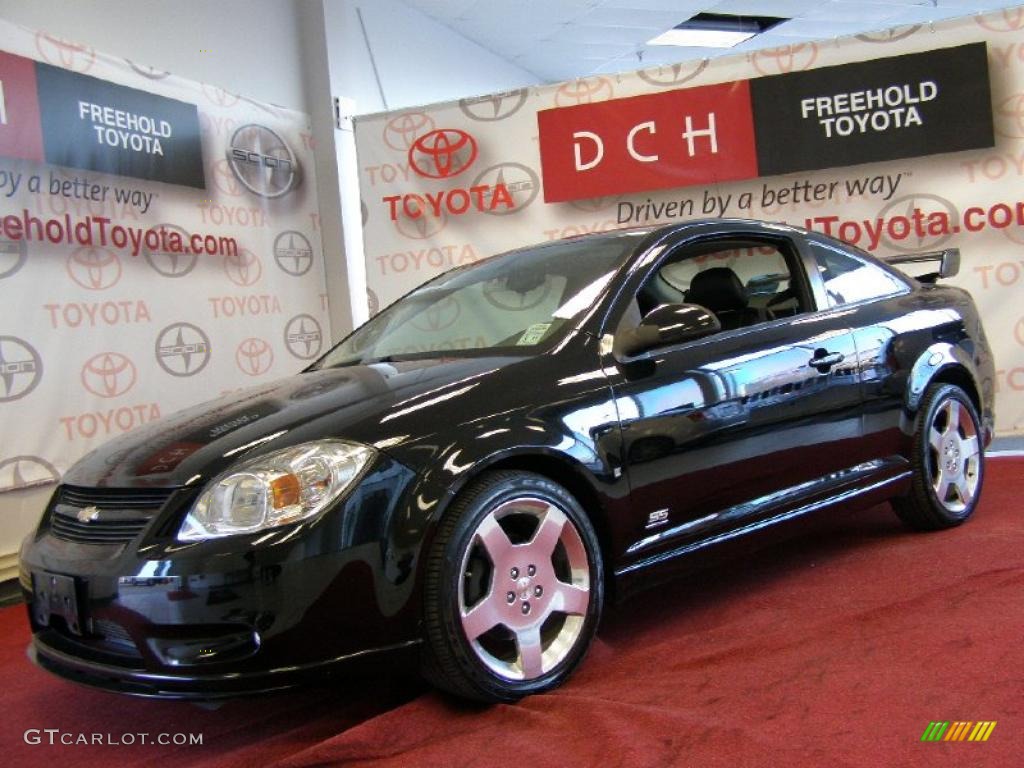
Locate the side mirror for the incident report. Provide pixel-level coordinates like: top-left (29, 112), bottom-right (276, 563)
top-left (614, 303), bottom-right (721, 358)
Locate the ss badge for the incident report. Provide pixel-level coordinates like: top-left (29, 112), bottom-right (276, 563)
top-left (645, 508), bottom-right (669, 529)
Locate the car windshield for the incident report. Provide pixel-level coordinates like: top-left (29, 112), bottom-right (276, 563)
top-left (316, 232), bottom-right (647, 367)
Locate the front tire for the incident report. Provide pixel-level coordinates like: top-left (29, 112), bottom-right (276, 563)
top-left (420, 471), bottom-right (604, 702)
top-left (893, 383), bottom-right (984, 530)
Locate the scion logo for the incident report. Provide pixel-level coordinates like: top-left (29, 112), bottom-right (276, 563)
top-left (409, 129), bottom-right (478, 179)
top-left (283, 314), bottom-right (323, 360)
top-left (472, 163), bottom-right (540, 216)
top-left (637, 60), bottom-right (708, 87)
top-left (155, 323), bottom-right (211, 377)
top-left (411, 296), bottom-right (460, 332)
top-left (126, 59), bottom-right (170, 79)
top-left (877, 194), bottom-right (960, 252)
top-left (994, 93), bottom-right (1024, 139)
top-left (236, 337), bottom-right (274, 376)
top-left (35, 32), bottom-right (95, 73)
top-left (273, 230), bottom-right (314, 276)
top-left (81, 352), bottom-right (137, 398)
top-left (976, 8), bottom-right (1024, 32)
top-left (203, 84), bottom-right (240, 108)
top-left (752, 43), bottom-right (819, 76)
top-left (483, 278), bottom-right (552, 311)
top-left (0, 455), bottom-right (60, 491)
top-left (459, 89), bottom-right (528, 122)
top-left (0, 237), bottom-right (28, 279)
top-left (223, 248), bottom-right (263, 287)
top-left (855, 26), bottom-right (921, 43)
top-left (367, 287), bottom-right (380, 316)
top-left (66, 246), bottom-right (121, 291)
top-left (211, 158), bottom-right (245, 196)
top-left (383, 112), bottom-right (435, 152)
top-left (143, 223), bottom-right (197, 278)
top-left (0, 336), bottom-right (43, 402)
top-left (554, 77), bottom-right (614, 107)
top-left (227, 124), bottom-right (301, 199)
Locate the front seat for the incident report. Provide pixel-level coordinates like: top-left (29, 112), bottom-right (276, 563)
top-left (685, 267), bottom-right (762, 331)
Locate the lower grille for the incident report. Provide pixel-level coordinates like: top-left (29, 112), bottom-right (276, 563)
top-left (91, 619), bottom-right (141, 657)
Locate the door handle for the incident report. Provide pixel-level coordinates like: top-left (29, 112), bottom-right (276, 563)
top-left (808, 350), bottom-right (844, 372)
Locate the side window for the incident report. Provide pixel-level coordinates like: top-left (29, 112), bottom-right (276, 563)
top-left (811, 241), bottom-right (907, 308)
top-left (628, 238), bottom-right (809, 335)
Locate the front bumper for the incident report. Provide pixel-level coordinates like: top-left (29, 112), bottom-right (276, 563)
top-left (19, 456), bottom-right (425, 698)
top-left (29, 631), bottom-right (420, 700)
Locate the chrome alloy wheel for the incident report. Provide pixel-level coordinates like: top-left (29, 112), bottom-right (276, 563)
top-left (457, 497), bottom-right (591, 681)
top-left (927, 397), bottom-right (981, 514)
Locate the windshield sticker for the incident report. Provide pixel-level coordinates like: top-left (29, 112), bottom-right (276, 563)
top-left (517, 323), bottom-right (551, 345)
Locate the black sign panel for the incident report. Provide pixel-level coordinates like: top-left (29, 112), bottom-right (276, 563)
top-left (751, 43), bottom-right (993, 176)
top-left (34, 63), bottom-right (205, 188)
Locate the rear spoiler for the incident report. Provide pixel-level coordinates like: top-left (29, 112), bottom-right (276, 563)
top-left (882, 248), bottom-right (960, 284)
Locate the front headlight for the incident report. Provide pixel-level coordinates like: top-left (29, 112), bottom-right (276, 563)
top-left (178, 440), bottom-right (376, 541)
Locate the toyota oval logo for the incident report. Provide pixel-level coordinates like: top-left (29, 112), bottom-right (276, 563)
top-left (408, 129), bottom-right (478, 179)
top-left (223, 248), bottom-right (263, 287)
top-left (383, 112), bottom-right (435, 152)
top-left (637, 61), bottom-right (708, 88)
top-left (66, 246), bottom-right (121, 290)
top-left (35, 32), bottom-right (95, 72)
top-left (236, 337), bottom-right (274, 376)
top-left (81, 352), bottom-right (137, 398)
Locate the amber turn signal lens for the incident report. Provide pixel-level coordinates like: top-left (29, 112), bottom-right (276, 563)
top-left (270, 474), bottom-right (301, 509)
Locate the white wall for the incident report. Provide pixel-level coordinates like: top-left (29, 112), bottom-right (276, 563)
top-left (0, 0), bottom-right (310, 112)
top-left (324, 0), bottom-right (543, 115)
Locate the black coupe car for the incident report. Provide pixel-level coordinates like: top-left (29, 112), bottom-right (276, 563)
top-left (20, 219), bottom-right (994, 702)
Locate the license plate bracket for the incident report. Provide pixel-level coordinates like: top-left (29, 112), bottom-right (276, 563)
top-left (33, 572), bottom-right (83, 635)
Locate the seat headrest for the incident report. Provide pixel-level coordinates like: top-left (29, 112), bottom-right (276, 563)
top-left (687, 267), bottom-right (748, 312)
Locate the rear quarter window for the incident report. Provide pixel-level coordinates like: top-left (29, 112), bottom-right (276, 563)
top-left (811, 241), bottom-right (908, 308)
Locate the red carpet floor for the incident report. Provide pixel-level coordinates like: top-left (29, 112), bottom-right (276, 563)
top-left (1, 458), bottom-right (1021, 768)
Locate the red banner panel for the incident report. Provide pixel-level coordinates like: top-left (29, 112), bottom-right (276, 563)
top-left (0, 50), bottom-right (44, 162)
top-left (537, 80), bottom-right (757, 203)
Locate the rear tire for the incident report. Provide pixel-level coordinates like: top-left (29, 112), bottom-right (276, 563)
top-left (420, 471), bottom-right (604, 702)
top-left (892, 383), bottom-right (984, 530)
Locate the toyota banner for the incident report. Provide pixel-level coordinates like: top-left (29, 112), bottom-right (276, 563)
top-left (353, 9), bottom-right (1024, 438)
top-left (0, 19), bottom-right (328, 493)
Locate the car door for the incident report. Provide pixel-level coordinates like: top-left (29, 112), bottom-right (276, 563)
top-left (601, 229), bottom-right (865, 568)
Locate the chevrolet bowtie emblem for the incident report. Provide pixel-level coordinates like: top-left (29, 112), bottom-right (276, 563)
top-left (76, 505), bottom-right (101, 523)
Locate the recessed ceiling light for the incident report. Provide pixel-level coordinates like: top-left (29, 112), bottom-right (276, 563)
top-left (648, 12), bottom-right (787, 49)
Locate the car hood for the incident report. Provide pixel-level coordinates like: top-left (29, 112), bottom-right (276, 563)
top-left (62, 356), bottom-right (524, 488)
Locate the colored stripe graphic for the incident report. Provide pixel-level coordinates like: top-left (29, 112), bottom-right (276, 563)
top-left (922, 721), bottom-right (996, 742)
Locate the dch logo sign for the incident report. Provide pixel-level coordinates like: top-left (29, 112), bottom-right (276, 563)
top-left (537, 80), bottom-right (757, 203)
top-left (571, 114), bottom-right (719, 172)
